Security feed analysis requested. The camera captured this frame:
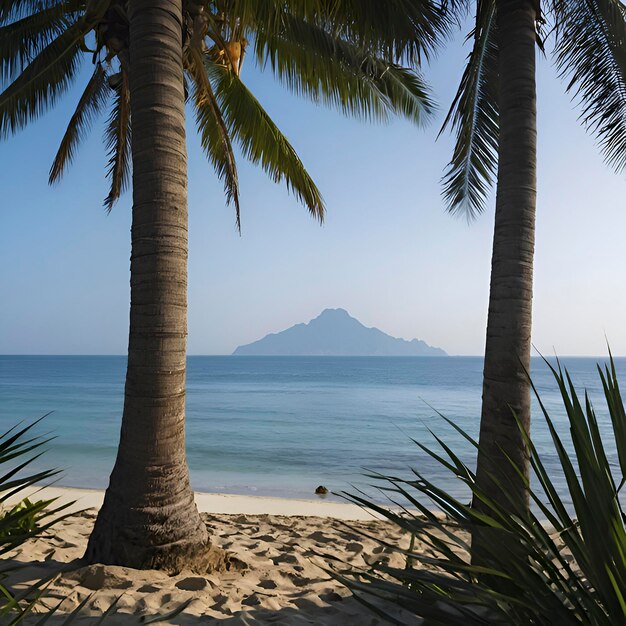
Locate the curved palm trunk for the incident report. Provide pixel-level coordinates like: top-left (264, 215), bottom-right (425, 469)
top-left (85, 0), bottom-right (224, 572)
top-left (474, 0), bottom-right (537, 521)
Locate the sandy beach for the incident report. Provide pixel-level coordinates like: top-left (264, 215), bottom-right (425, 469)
top-left (5, 487), bottom-right (418, 625)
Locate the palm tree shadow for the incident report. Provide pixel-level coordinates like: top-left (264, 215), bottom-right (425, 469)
top-left (25, 596), bottom-right (421, 625)
top-left (3, 557), bottom-right (85, 586)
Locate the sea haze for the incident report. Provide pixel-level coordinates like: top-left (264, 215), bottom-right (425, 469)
top-left (0, 355), bottom-right (622, 503)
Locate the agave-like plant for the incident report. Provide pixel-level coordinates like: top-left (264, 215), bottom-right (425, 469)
top-left (0, 420), bottom-right (203, 623)
top-left (0, 417), bottom-right (78, 622)
top-left (333, 357), bottom-right (626, 625)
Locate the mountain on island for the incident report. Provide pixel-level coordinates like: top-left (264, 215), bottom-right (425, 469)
top-left (233, 308), bottom-right (447, 356)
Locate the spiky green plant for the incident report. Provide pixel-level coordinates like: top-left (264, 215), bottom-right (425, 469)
top-left (0, 420), bottom-right (195, 624)
top-left (0, 419), bottom-right (69, 554)
top-left (0, 417), bottom-right (77, 622)
top-left (0, 498), bottom-right (49, 538)
top-left (333, 356), bottom-right (626, 625)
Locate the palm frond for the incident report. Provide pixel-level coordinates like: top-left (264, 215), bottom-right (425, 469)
top-left (231, 0), bottom-right (457, 63)
top-left (0, 20), bottom-right (84, 137)
top-left (254, 14), bottom-right (434, 124)
top-left (103, 66), bottom-right (130, 211)
top-left (0, 0), bottom-right (65, 25)
top-left (207, 59), bottom-right (324, 221)
top-left (186, 46), bottom-right (241, 231)
top-left (49, 62), bottom-right (108, 184)
top-left (0, 2), bottom-right (79, 82)
top-left (551, 0), bottom-right (626, 172)
top-left (441, 0), bottom-right (498, 219)
top-left (314, 0), bottom-right (459, 63)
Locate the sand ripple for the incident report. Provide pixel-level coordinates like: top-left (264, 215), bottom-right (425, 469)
top-left (6, 509), bottom-right (418, 625)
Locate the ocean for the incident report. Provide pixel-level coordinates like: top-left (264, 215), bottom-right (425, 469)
top-left (0, 355), bottom-right (622, 504)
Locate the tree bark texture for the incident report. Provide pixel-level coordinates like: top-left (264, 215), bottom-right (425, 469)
top-left (84, 0), bottom-right (225, 572)
top-left (474, 0), bottom-right (537, 521)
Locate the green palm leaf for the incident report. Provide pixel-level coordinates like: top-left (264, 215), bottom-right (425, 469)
top-left (0, 0), bottom-right (66, 24)
top-left (233, 0), bottom-right (456, 63)
top-left (103, 66), bottom-right (130, 211)
top-left (207, 59), bottom-right (324, 221)
top-left (254, 14), bottom-right (434, 124)
top-left (441, 0), bottom-right (498, 219)
top-left (0, 3), bottom-right (79, 81)
top-left (311, 0), bottom-right (457, 62)
top-left (552, 0), bottom-right (626, 172)
top-left (1, 0), bottom-right (444, 213)
top-left (49, 62), bottom-right (108, 183)
top-left (187, 46), bottom-right (241, 230)
top-left (0, 20), bottom-right (84, 137)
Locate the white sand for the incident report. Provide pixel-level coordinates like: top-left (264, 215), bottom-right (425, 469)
top-left (5, 487), bottom-right (419, 625)
top-left (9, 485), bottom-right (377, 520)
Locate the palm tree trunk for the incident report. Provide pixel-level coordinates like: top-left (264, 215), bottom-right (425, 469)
top-left (474, 0), bottom-right (537, 521)
top-left (84, 0), bottom-right (225, 572)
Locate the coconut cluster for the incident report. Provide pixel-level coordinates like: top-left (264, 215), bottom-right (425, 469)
top-left (86, 0), bottom-right (247, 87)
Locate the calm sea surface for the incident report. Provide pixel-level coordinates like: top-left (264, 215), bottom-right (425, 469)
top-left (0, 356), bottom-right (622, 503)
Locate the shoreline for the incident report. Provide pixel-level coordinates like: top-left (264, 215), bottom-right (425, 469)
top-left (11, 485), bottom-right (379, 521)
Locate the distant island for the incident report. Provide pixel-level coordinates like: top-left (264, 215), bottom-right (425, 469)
top-left (233, 308), bottom-right (447, 356)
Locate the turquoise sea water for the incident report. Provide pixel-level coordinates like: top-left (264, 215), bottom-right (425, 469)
top-left (0, 355), bottom-right (622, 503)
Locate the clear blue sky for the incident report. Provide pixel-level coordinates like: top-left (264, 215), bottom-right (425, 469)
top-left (1, 31), bottom-right (625, 356)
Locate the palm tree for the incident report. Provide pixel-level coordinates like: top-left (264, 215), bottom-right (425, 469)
top-left (437, 0), bottom-right (626, 529)
top-left (0, 0), bottom-right (437, 570)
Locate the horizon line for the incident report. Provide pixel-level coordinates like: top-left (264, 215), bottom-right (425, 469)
top-left (1, 353), bottom-right (623, 359)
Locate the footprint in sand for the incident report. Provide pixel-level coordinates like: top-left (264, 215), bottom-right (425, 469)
top-left (157, 592), bottom-right (173, 605)
top-left (287, 575), bottom-right (314, 588)
top-left (345, 542), bottom-right (364, 553)
top-left (242, 592), bottom-right (262, 606)
top-left (307, 531), bottom-right (333, 543)
top-left (271, 553), bottom-right (299, 565)
top-left (210, 593), bottom-right (229, 610)
top-left (258, 579), bottom-right (277, 590)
